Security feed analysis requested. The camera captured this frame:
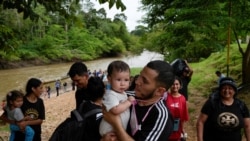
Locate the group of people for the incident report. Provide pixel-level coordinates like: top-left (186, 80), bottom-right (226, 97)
top-left (67, 60), bottom-right (192, 141)
top-left (0, 59), bottom-right (249, 141)
top-left (68, 60), bottom-right (177, 141)
top-left (0, 78), bottom-right (45, 141)
top-left (67, 60), bottom-right (250, 141)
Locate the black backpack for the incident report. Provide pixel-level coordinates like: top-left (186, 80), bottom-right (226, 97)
top-left (49, 102), bottom-right (102, 141)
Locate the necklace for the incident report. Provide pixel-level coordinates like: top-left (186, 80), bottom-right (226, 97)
top-left (27, 96), bottom-right (37, 103)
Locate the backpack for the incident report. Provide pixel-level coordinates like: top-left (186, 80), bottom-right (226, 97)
top-left (49, 101), bottom-right (102, 141)
top-left (170, 59), bottom-right (188, 76)
top-left (209, 91), bottom-right (246, 115)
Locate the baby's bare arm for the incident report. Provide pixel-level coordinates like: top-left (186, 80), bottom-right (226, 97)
top-left (110, 96), bottom-right (135, 115)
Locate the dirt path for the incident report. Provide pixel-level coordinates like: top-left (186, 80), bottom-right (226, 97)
top-left (185, 88), bottom-right (209, 141)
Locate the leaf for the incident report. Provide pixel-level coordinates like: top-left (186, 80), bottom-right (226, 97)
top-left (99, 0), bottom-right (107, 4)
top-left (109, 0), bottom-right (115, 9)
top-left (116, 0), bottom-right (126, 11)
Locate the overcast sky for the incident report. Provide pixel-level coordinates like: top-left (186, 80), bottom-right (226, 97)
top-left (91, 0), bottom-right (145, 31)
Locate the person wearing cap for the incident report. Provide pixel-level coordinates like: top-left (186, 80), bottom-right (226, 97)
top-left (68, 62), bottom-right (90, 110)
top-left (196, 77), bottom-right (250, 141)
top-left (179, 60), bottom-right (193, 101)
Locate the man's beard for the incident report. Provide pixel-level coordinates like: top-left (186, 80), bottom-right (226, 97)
top-left (135, 89), bottom-right (155, 100)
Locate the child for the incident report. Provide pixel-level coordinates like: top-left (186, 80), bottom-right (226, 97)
top-left (3, 90), bottom-right (34, 141)
top-left (99, 60), bottom-right (135, 136)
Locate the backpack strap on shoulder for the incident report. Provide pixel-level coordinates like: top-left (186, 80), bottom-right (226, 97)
top-left (78, 100), bottom-right (87, 113)
top-left (234, 98), bottom-right (246, 115)
top-left (71, 100), bottom-right (102, 122)
top-left (83, 109), bottom-right (102, 118)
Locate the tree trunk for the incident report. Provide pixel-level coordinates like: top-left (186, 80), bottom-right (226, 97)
top-left (242, 40), bottom-right (250, 84)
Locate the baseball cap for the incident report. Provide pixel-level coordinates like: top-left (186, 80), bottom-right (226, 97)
top-left (219, 77), bottom-right (237, 93)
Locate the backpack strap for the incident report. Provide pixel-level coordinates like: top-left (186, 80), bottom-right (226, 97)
top-left (235, 98), bottom-right (246, 115)
top-left (83, 109), bottom-right (102, 119)
top-left (78, 100), bottom-right (87, 113)
top-left (71, 100), bottom-right (102, 122)
top-left (71, 109), bottom-right (84, 122)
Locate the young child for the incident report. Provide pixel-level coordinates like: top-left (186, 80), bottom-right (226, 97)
top-left (99, 60), bottom-right (135, 136)
top-left (3, 90), bottom-right (34, 141)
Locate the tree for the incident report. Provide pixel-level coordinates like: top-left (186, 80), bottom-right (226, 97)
top-left (0, 0), bottom-right (126, 21)
top-left (140, 0), bottom-right (250, 84)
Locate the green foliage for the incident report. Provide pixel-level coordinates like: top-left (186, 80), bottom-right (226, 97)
top-left (0, 0), bottom-right (126, 21)
top-left (140, 0), bottom-right (250, 61)
top-left (98, 0), bottom-right (126, 11)
top-left (0, 50), bottom-right (20, 61)
top-left (109, 38), bottom-right (126, 53)
top-left (0, 0), bottom-right (141, 63)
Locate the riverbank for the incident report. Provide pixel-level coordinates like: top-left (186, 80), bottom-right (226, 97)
top-left (0, 59), bottom-right (75, 70)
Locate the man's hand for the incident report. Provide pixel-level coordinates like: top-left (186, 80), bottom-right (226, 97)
top-left (101, 132), bottom-right (118, 141)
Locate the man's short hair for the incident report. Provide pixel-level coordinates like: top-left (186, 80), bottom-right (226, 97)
top-left (146, 60), bottom-right (175, 90)
top-left (68, 62), bottom-right (88, 78)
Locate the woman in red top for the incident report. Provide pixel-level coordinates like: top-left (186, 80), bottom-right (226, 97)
top-left (166, 76), bottom-right (189, 141)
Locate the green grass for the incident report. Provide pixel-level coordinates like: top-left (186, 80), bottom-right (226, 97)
top-left (189, 43), bottom-right (247, 96)
top-left (131, 67), bottom-right (142, 76)
top-left (0, 120), bottom-right (9, 132)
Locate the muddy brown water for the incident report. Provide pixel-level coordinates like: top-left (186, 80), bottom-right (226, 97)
top-left (0, 51), bottom-right (163, 100)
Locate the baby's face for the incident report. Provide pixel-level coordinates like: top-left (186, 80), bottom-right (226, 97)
top-left (108, 71), bottom-right (130, 93)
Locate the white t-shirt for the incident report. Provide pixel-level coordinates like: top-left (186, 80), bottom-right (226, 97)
top-left (99, 90), bottom-right (130, 136)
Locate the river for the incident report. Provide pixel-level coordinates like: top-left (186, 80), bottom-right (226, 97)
top-left (0, 50), bottom-right (163, 100)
